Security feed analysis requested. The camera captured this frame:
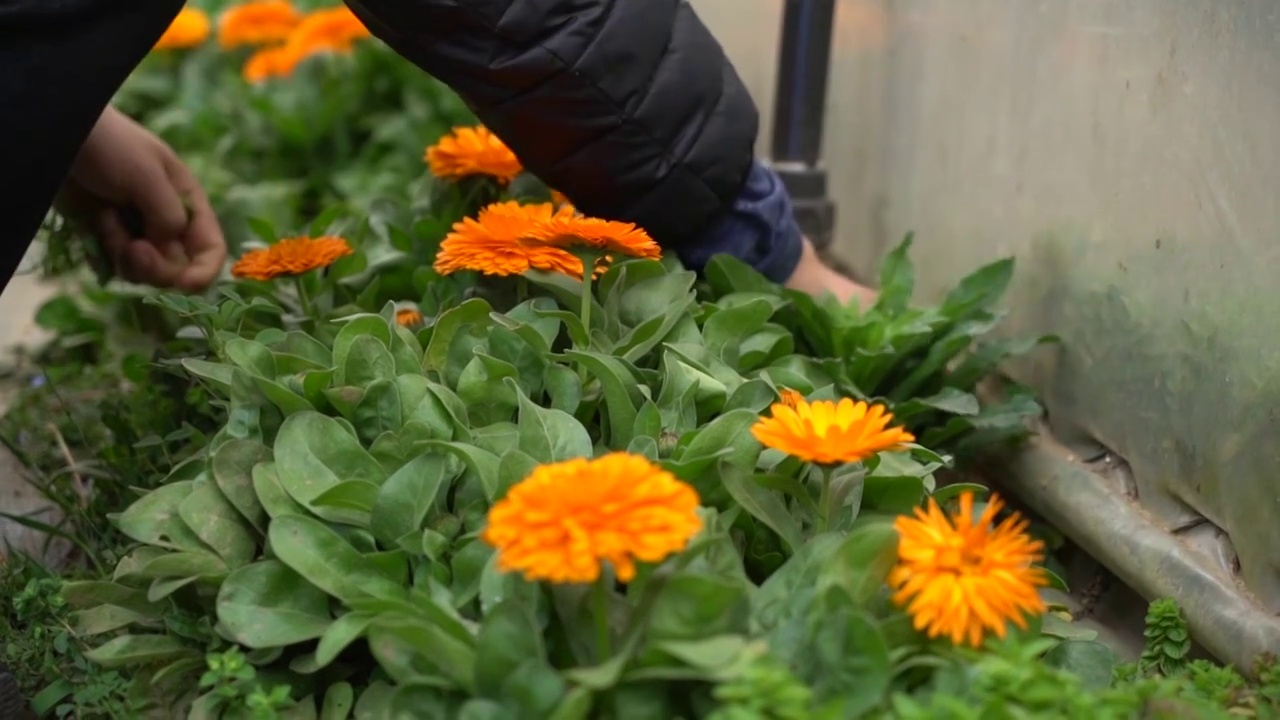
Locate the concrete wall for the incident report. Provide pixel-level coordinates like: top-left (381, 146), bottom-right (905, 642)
top-left (693, 0), bottom-right (1280, 627)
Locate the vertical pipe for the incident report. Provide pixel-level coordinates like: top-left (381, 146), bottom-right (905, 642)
top-left (768, 0), bottom-right (839, 251)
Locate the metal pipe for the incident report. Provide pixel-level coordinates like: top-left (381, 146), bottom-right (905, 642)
top-left (768, 0), bottom-right (839, 251)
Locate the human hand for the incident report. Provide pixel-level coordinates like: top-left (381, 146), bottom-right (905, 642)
top-left (784, 236), bottom-right (879, 308)
top-left (56, 107), bottom-right (226, 292)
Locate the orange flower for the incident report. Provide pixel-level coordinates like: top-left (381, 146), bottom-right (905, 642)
top-left (532, 212), bottom-right (661, 260)
top-left (482, 453), bottom-right (703, 583)
top-left (395, 308), bottom-right (424, 327)
top-left (778, 388), bottom-right (805, 408)
top-left (287, 5), bottom-right (371, 55)
top-left (889, 492), bottom-right (1047, 648)
top-left (751, 396), bottom-right (914, 465)
top-left (242, 44), bottom-right (300, 82)
top-left (425, 126), bottom-right (523, 184)
top-left (154, 7), bottom-right (212, 50)
top-left (433, 202), bottom-right (590, 278)
top-left (218, 0), bottom-right (301, 48)
top-left (550, 190), bottom-right (571, 207)
top-left (231, 236), bottom-right (353, 281)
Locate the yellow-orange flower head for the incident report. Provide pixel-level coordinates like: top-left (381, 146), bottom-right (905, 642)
top-left (550, 190), bottom-right (571, 207)
top-left (433, 202), bottom-right (592, 278)
top-left (889, 492), bottom-right (1047, 648)
top-left (154, 7), bottom-right (212, 50)
top-left (395, 308), bottom-right (424, 328)
top-left (533, 212), bottom-right (661, 260)
top-left (242, 44), bottom-right (300, 82)
top-left (750, 396), bottom-right (915, 465)
top-left (289, 6), bottom-right (370, 55)
top-left (778, 388), bottom-right (805, 408)
top-left (217, 0), bottom-right (301, 48)
top-left (425, 126), bottom-right (523, 184)
top-left (231, 236), bottom-right (353, 281)
top-left (482, 453), bottom-right (703, 584)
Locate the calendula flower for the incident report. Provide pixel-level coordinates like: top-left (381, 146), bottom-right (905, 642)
top-left (154, 7), bottom-right (212, 50)
top-left (289, 6), bottom-right (370, 54)
top-left (218, 0), bottom-right (301, 48)
top-left (889, 492), bottom-right (1048, 648)
top-left (425, 126), bottom-right (523, 184)
top-left (533, 212), bottom-right (661, 260)
top-left (750, 396), bottom-right (915, 465)
top-left (433, 202), bottom-right (592, 278)
top-left (242, 44), bottom-right (299, 82)
top-left (482, 453), bottom-right (703, 583)
top-left (395, 308), bottom-right (423, 327)
top-left (778, 388), bottom-right (805, 408)
top-left (231, 236), bottom-right (353, 281)
top-left (550, 190), bottom-right (571, 207)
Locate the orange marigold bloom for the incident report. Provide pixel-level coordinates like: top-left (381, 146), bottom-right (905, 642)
top-left (218, 0), bottom-right (301, 48)
top-left (154, 7), bottom-right (212, 50)
top-left (778, 388), bottom-right (805, 408)
top-left (532, 212), bottom-right (661, 260)
top-left (482, 453), bottom-right (703, 583)
top-left (288, 6), bottom-right (370, 55)
top-left (751, 396), bottom-right (914, 465)
top-left (433, 202), bottom-right (591, 278)
top-left (889, 491), bottom-right (1048, 648)
top-left (242, 44), bottom-right (300, 82)
top-left (231, 236), bottom-right (353, 281)
top-left (425, 126), bottom-right (523, 184)
top-left (395, 308), bottom-right (424, 327)
top-left (550, 190), bottom-right (571, 207)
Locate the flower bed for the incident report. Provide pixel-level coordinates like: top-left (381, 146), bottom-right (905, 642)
top-left (5, 2), bottom-right (1280, 718)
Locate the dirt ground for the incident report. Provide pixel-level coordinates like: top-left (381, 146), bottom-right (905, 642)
top-left (0, 266), bottom-right (64, 567)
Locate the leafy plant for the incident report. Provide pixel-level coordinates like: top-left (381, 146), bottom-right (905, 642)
top-left (1139, 598), bottom-right (1193, 677)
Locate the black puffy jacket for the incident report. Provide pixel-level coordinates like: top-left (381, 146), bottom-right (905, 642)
top-left (0, 0), bottom-right (758, 285)
top-left (348, 0), bottom-right (760, 254)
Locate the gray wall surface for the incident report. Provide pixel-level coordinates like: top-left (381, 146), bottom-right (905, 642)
top-left (693, 0), bottom-right (1280, 620)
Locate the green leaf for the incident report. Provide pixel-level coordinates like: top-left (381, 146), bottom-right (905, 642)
top-left (211, 439), bottom-right (271, 534)
top-left (1044, 639), bottom-right (1118, 690)
top-left (475, 601), bottom-right (545, 698)
top-left (182, 358), bottom-right (235, 393)
top-left (547, 687), bottom-right (593, 720)
top-left (368, 615), bottom-right (477, 692)
top-left (314, 612), bottom-right (377, 670)
top-left (311, 481), bottom-right (379, 514)
top-left (457, 354), bottom-right (520, 426)
top-left (424, 297), bottom-right (492, 376)
top-left (543, 363), bottom-right (583, 413)
top-left (617, 269), bottom-right (697, 329)
top-left (563, 350), bottom-right (643, 447)
top-left (703, 254), bottom-right (778, 296)
top-left (370, 453), bottom-right (453, 546)
top-left (274, 411), bottom-right (388, 523)
top-left (321, 683), bottom-right (355, 720)
top-left (83, 635), bottom-right (195, 668)
top-left (819, 521), bottom-right (899, 606)
top-left (873, 233), bottom-right (915, 315)
top-left (676, 409), bottom-right (761, 471)
top-left (217, 560), bottom-right (333, 649)
top-left (720, 461), bottom-right (802, 554)
top-left (333, 315), bottom-right (393, 385)
top-left (427, 441), bottom-right (501, 502)
top-left (253, 462), bottom-right (310, 519)
top-left (496, 449), bottom-right (539, 502)
top-left (269, 514), bottom-right (406, 603)
top-left (632, 401), bottom-right (662, 442)
top-left (225, 338), bottom-right (277, 378)
top-left (113, 481), bottom-right (208, 553)
top-left (800, 590), bottom-right (892, 714)
top-left (941, 256), bottom-right (1014, 320)
top-left (353, 378), bottom-right (404, 444)
top-left (648, 573), bottom-right (750, 641)
top-left (703, 298), bottom-right (775, 364)
top-left (178, 481), bottom-right (257, 568)
top-left (511, 378), bottom-right (593, 463)
top-left (343, 335), bottom-right (397, 388)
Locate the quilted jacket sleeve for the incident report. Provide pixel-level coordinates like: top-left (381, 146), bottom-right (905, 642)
top-left (344, 0), bottom-right (761, 265)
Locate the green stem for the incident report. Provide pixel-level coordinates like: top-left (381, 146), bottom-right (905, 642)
top-left (294, 275), bottom-right (315, 321)
top-left (817, 464), bottom-right (836, 533)
top-left (579, 265), bottom-right (594, 345)
top-left (593, 575), bottom-right (612, 663)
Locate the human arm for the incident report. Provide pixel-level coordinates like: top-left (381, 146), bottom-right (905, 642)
top-left (0, 0), bottom-right (224, 291)
top-left (344, 0), bottom-right (874, 301)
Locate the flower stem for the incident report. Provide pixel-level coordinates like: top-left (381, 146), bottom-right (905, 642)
top-left (579, 268), bottom-right (594, 346)
top-left (593, 575), bottom-right (612, 663)
top-left (817, 464), bottom-right (836, 533)
top-left (294, 275), bottom-right (315, 320)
